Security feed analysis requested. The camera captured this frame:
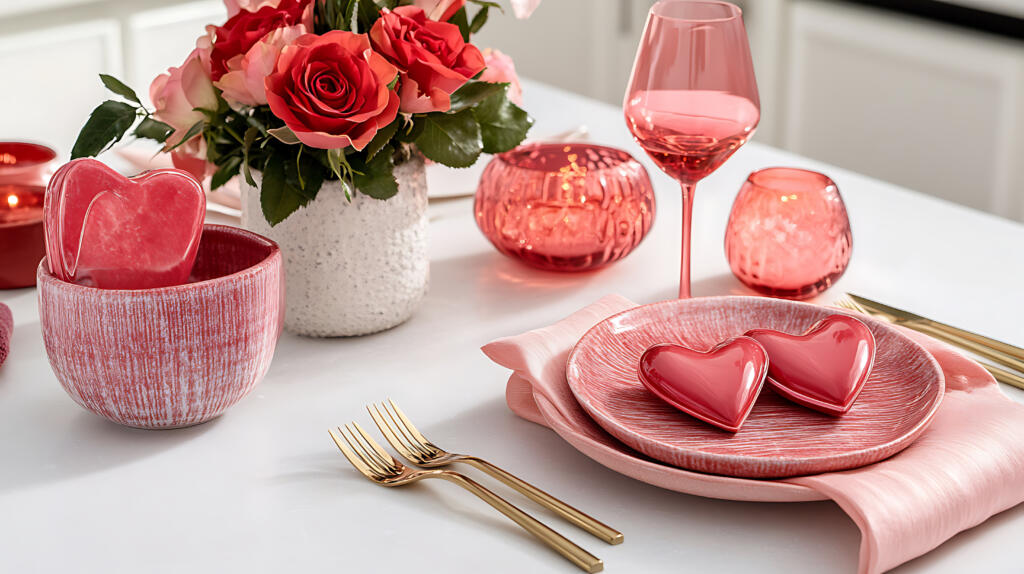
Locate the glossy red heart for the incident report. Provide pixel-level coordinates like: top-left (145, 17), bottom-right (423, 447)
top-left (638, 337), bottom-right (769, 433)
top-left (44, 158), bottom-right (205, 289)
top-left (746, 315), bottom-right (876, 416)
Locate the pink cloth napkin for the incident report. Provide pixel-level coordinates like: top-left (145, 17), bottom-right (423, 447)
top-left (483, 295), bottom-right (1024, 574)
top-left (0, 303), bottom-right (11, 367)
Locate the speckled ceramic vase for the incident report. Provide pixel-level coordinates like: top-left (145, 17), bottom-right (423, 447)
top-left (241, 155), bottom-right (428, 337)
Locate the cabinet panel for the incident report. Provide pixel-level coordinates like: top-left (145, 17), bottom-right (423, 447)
top-left (127, 1), bottom-right (225, 101)
top-left (0, 20), bottom-right (121, 158)
top-left (784, 1), bottom-right (1024, 219)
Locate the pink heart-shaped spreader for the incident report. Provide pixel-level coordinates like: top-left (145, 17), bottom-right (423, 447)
top-left (746, 315), bottom-right (876, 416)
top-left (638, 337), bottom-right (769, 433)
top-left (44, 158), bottom-right (205, 289)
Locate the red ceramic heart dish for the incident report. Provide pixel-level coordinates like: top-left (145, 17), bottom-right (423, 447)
top-left (44, 158), bottom-right (205, 289)
top-left (638, 337), bottom-right (769, 433)
top-left (746, 315), bottom-right (876, 416)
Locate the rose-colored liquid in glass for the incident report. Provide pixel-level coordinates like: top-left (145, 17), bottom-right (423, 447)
top-left (624, 1), bottom-right (759, 298)
top-left (474, 143), bottom-right (655, 271)
top-left (725, 168), bottom-right (852, 299)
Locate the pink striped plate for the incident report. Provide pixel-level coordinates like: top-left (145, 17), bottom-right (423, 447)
top-left (566, 297), bottom-right (944, 478)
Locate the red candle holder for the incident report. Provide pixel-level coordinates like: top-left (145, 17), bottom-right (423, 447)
top-left (1, 184), bottom-right (47, 289)
top-left (474, 143), bottom-right (655, 272)
top-left (0, 142), bottom-right (57, 187)
top-left (724, 167), bottom-right (852, 299)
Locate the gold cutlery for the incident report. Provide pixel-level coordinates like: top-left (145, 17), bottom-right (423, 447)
top-left (367, 399), bottom-right (623, 545)
top-left (835, 295), bottom-right (1024, 390)
top-left (329, 423), bottom-right (604, 573)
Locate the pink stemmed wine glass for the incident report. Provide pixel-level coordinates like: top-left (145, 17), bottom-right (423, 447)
top-left (624, 0), bottom-right (760, 298)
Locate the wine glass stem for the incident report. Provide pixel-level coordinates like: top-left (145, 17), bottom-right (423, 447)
top-left (679, 183), bottom-right (696, 299)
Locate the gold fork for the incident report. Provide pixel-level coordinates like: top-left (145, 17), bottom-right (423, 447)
top-left (329, 423), bottom-right (604, 573)
top-left (835, 295), bottom-right (1024, 390)
top-left (368, 399), bottom-right (624, 545)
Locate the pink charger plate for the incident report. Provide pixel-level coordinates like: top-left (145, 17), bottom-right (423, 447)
top-left (566, 297), bottom-right (945, 479)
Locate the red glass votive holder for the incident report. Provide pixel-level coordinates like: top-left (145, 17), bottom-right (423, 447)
top-left (0, 142), bottom-right (57, 186)
top-left (724, 168), bottom-right (852, 299)
top-left (1, 184), bottom-right (47, 289)
top-left (474, 143), bottom-right (655, 272)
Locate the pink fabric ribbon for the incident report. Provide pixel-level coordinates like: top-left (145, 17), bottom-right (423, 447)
top-left (0, 303), bottom-right (11, 366)
top-left (483, 295), bottom-right (1024, 574)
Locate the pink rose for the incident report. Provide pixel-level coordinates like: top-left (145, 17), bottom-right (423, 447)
top-left (149, 46), bottom-right (219, 148)
top-left (264, 31), bottom-right (400, 150)
top-left (480, 49), bottom-right (523, 105)
top-left (216, 24), bottom-right (305, 107)
top-left (369, 6), bottom-right (485, 113)
top-left (210, 0), bottom-right (313, 82)
top-left (224, 0), bottom-right (283, 18)
top-left (412, 0), bottom-right (465, 21)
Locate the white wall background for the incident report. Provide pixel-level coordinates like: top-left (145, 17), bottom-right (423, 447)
top-left (2, 0), bottom-right (1022, 220)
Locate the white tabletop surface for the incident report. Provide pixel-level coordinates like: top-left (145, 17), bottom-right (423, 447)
top-left (2, 80), bottom-right (1023, 574)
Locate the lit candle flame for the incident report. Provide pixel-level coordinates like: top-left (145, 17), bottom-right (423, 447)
top-left (7, 194), bottom-right (18, 208)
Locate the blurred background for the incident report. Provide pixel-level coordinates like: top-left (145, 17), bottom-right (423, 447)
top-left (2, 0), bottom-right (1022, 220)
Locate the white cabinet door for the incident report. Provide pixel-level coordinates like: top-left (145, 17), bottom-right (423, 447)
top-left (127, 0), bottom-right (226, 103)
top-left (0, 20), bottom-right (121, 158)
top-left (783, 0), bottom-right (1024, 220)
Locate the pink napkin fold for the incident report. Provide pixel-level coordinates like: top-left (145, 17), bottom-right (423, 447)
top-left (483, 295), bottom-right (1024, 574)
top-left (0, 303), bottom-right (12, 366)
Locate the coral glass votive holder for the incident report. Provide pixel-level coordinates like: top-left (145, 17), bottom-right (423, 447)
top-left (0, 184), bottom-right (47, 289)
top-left (724, 167), bottom-right (852, 299)
top-left (474, 143), bottom-right (655, 271)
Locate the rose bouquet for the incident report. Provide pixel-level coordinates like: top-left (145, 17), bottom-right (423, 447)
top-left (71, 0), bottom-right (532, 225)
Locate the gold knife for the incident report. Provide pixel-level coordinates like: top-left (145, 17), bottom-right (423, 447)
top-left (847, 293), bottom-right (1024, 375)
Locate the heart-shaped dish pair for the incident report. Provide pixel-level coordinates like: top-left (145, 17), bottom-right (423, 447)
top-left (44, 158), bottom-right (205, 289)
top-left (639, 315), bottom-right (875, 432)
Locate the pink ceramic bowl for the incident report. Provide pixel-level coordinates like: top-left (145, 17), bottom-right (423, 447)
top-left (37, 225), bottom-right (284, 429)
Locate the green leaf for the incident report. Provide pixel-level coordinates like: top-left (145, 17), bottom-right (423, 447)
top-left (414, 109), bottom-right (481, 168)
top-left (71, 100), bottom-right (138, 159)
top-left (449, 81), bottom-right (507, 112)
top-left (396, 116), bottom-right (425, 143)
top-left (469, 4), bottom-right (491, 34)
top-left (287, 146), bottom-right (325, 200)
top-left (211, 155), bottom-right (241, 190)
top-left (133, 117), bottom-right (174, 142)
top-left (345, 0), bottom-right (382, 33)
top-left (242, 127), bottom-right (260, 186)
top-left (99, 74), bottom-right (142, 105)
top-left (268, 126), bottom-right (301, 145)
top-left (364, 119), bottom-right (400, 160)
top-left (260, 155), bottom-right (311, 226)
top-left (165, 120), bottom-right (205, 152)
top-left (350, 149), bottom-right (398, 200)
top-left (326, 147), bottom-right (349, 181)
top-left (449, 6), bottom-right (471, 41)
top-left (473, 90), bottom-right (533, 154)
top-left (467, 0), bottom-right (502, 10)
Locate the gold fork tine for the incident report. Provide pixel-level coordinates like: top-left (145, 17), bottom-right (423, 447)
top-left (352, 422), bottom-right (399, 469)
top-left (834, 295), bottom-right (1024, 390)
top-left (367, 404), bottom-right (423, 462)
top-left (382, 401), bottom-right (436, 458)
top-left (346, 423), bottom-right (396, 474)
top-left (341, 425), bottom-right (392, 477)
top-left (329, 428), bottom-right (379, 478)
top-left (388, 398), bottom-right (433, 447)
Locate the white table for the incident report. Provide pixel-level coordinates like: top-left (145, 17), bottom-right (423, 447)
top-left (2, 81), bottom-right (1022, 574)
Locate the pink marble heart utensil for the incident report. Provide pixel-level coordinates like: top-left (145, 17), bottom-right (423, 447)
top-left (638, 337), bottom-right (769, 433)
top-left (44, 158), bottom-right (205, 289)
top-left (746, 314), bottom-right (876, 416)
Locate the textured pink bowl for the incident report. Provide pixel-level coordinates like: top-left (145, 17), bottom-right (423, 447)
top-left (37, 224), bottom-right (283, 429)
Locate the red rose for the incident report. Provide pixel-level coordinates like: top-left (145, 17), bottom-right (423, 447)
top-left (210, 0), bottom-right (312, 81)
top-left (264, 31), bottom-right (400, 150)
top-left (369, 6), bottom-right (485, 113)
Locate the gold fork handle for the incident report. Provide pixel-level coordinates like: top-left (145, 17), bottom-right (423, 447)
top-left (917, 319), bottom-right (1024, 363)
top-left (980, 361), bottom-right (1024, 391)
top-left (909, 321), bottom-right (1024, 374)
top-left (461, 457), bottom-right (624, 545)
top-left (434, 471), bottom-right (603, 573)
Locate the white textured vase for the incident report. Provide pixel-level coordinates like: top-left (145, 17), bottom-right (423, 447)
top-left (241, 155), bottom-right (428, 337)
